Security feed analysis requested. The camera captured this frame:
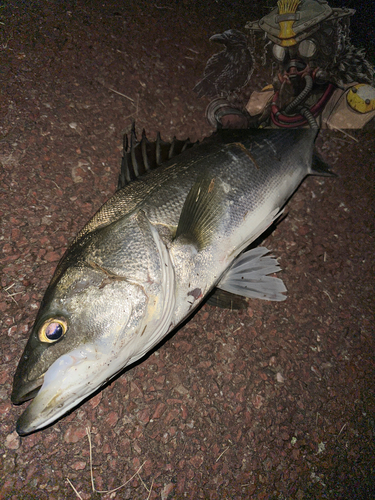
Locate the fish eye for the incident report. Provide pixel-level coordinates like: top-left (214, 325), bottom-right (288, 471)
top-left (39, 318), bottom-right (68, 343)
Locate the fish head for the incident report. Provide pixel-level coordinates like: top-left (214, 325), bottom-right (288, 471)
top-left (11, 262), bottom-right (149, 435)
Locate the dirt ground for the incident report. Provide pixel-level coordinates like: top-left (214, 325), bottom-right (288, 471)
top-left (0, 1), bottom-right (374, 499)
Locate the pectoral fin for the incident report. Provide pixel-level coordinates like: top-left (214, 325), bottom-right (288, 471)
top-left (217, 247), bottom-right (287, 302)
top-left (174, 175), bottom-right (225, 250)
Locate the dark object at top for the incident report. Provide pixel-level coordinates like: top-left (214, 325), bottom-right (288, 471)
top-left (193, 29), bottom-right (254, 98)
top-left (246, 0), bottom-right (355, 47)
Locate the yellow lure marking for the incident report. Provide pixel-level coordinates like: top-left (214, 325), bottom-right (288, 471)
top-left (277, 0), bottom-right (301, 47)
top-left (347, 84), bottom-right (375, 113)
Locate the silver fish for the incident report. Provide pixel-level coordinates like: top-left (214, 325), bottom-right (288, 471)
top-left (11, 128), bottom-right (334, 435)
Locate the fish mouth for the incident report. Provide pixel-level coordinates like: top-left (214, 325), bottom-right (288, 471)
top-left (13, 343), bottom-right (129, 436)
top-left (13, 347), bottom-right (97, 435)
top-left (11, 376), bottom-right (44, 405)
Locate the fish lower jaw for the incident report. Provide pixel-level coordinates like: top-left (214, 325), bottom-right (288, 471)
top-left (16, 389), bottom-right (89, 436)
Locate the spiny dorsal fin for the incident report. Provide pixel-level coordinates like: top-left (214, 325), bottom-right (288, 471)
top-left (130, 126), bottom-right (140, 178)
top-left (156, 132), bottom-right (171, 165)
top-left (117, 125), bottom-right (198, 190)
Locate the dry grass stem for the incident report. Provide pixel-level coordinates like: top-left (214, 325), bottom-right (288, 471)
top-left (323, 290), bottom-right (333, 303)
top-left (123, 94), bottom-right (140, 121)
top-left (154, 4), bottom-right (174, 9)
top-left (337, 422), bottom-right (348, 438)
top-left (137, 472), bottom-right (150, 492)
top-left (107, 87), bottom-right (135, 102)
top-left (50, 180), bottom-right (62, 190)
top-left (66, 478), bottom-right (84, 499)
top-left (3, 284), bottom-right (22, 305)
top-left (146, 478), bottom-right (154, 499)
top-left (86, 427), bottom-right (147, 494)
top-left (330, 125), bottom-right (358, 142)
top-left (216, 446), bottom-right (229, 462)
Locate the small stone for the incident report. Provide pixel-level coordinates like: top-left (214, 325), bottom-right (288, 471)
top-left (88, 392), bottom-right (102, 409)
top-left (44, 251), bottom-right (61, 262)
top-left (71, 461), bottom-right (86, 470)
top-left (64, 426), bottom-right (87, 443)
top-left (174, 384), bottom-right (189, 395)
top-left (41, 216), bottom-right (53, 226)
top-left (137, 408), bottom-right (150, 425)
top-left (133, 441), bottom-right (142, 454)
top-left (269, 356), bottom-right (277, 367)
top-left (152, 402), bottom-right (166, 419)
top-left (105, 411), bottom-right (119, 427)
top-left (5, 431), bottom-right (20, 450)
top-left (71, 166), bottom-right (84, 183)
top-left (161, 483), bottom-right (175, 500)
top-left (252, 394), bottom-right (265, 409)
top-left (0, 401), bottom-right (11, 416)
top-left (190, 454), bottom-right (204, 469)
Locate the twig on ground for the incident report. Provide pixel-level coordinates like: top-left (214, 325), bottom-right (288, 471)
top-left (329, 125), bottom-right (358, 143)
top-left (3, 283), bottom-right (23, 305)
top-left (337, 422), bottom-right (348, 439)
top-left (66, 478), bottom-right (84, 499)
top-left (323, 289), bottom-right (333, 303)
top-left (107, 87), bottom-right (135, 103)
top-left (216, 446), bottom-right (229, 462)
top-left (123, 94), bottom-right (140, 121)
top-left (146, 478), bottom-right (154, 499)
top-left (86, 426), bottom-right (149, 495)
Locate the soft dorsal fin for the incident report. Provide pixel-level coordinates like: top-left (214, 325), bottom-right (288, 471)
top-left (117, 124), bottom-right (198, 190)
top-left (311, 152), bottom-right (337, 177)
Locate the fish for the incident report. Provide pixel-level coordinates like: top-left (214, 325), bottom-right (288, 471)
top-left (11, 127), bottom-right (334, 435)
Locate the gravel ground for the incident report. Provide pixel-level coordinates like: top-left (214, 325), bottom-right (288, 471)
top-left (1, 1), bottom-right (374, 499)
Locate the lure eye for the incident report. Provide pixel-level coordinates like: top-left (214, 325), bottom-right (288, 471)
top-left (298, 39), bottom-right (317, 59)
top-left (272, 44), bottom-right (286, 62)
top-left (39, 318), bottom-right (67, 343)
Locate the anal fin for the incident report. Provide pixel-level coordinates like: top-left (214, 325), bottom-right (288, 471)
top-left (206, 289), bottom-right (249, 309)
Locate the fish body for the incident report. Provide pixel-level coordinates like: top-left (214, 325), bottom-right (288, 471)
top-left (11, 128), bottom-right (332, 435)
